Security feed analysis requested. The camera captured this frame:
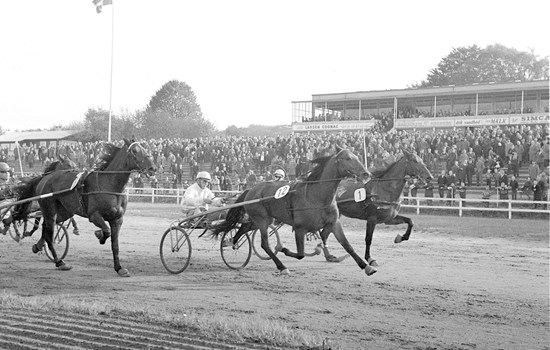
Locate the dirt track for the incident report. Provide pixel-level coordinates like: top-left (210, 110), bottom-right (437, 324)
top-left (1, 203), bottom-right (548, 350)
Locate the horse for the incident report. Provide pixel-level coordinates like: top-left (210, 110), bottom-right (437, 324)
top-left (210, 145), bottom-right (372, 275)
top-left (9, 155), bottom-right (80, 241)
top-left (16, 139), bottom-right (156, 276)
top-left (329, 150), bottom-right (433, 274)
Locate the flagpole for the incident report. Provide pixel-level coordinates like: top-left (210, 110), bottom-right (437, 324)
top-left (362, 128), bottom-right (368, 169)
top-left (15, 141), bottom-right (24, 177)
top-left (107, 1), bottom-right (114, 142)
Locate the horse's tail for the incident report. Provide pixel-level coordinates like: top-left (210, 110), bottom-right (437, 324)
top-left (12, 175), bottom-right (43, 219)
top-left (209, 190), bottom-right (249, 239)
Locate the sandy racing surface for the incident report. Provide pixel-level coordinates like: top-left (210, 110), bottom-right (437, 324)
top-left (1, 203), bottom-right (548, 350)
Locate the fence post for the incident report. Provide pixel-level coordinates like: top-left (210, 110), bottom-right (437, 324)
top-left (508, 200), bottom-right (512, 219)
top-left (459, 197), bottom-right (463, 217)
top-left (152, 188), bottom-right (155, 204)
top-left (416, 197), bottom-right (420, 215)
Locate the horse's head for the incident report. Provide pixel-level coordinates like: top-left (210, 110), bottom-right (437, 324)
top-left (334, 144), bottom-right (371, 181)
top-left (124, 139), bottom-right (157, 177)
top-left (402, 150), bottom-right (433, 183)
top-left (57, 155), bottom-right (77, 170)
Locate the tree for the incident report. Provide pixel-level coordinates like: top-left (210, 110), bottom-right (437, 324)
top-left (143, 80), bottom-right (215, 137)
top-left (147, 80), bottom-right (203, 121)
top-left (415, 44), bottom-right (549, 87)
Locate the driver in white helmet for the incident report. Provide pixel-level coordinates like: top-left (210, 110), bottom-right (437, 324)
top-left (0, 162), bottom-right (16, 235)
top-left (181, 171), bottom-right (225, 216)
top-left (273, 168), bottom-right (286, 181)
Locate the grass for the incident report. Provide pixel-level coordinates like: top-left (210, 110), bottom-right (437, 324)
top-left (0, 292), bottom-right (335, 350)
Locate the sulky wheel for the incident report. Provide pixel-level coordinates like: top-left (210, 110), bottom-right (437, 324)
top-left (44, 223), bottom-right (70, 262)
top-left (160, 226), bottom-right (192, 274)
top-left (251, 224), bottom-right (281, 260)
top-left (220, 226), bottom-right (251, 270)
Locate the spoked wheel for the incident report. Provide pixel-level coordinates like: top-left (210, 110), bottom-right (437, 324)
top-left (220, 226), bottom-right (251, 270)
top-left (251, 224), bottom-right (281, 260)
top-left (160, 226), bottom-right (192, 274)
top-left (44, 224), bottom-right (70, 262)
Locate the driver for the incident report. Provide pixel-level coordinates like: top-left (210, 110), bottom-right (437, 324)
top-left (273, 168), bottom-right (286, 181)
top-left (181, 171), bottom-right (225, 216)
top-left (0, 162), bottom-right (16, 235)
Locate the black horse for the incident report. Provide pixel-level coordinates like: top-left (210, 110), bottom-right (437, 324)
top-left (331, 150), bottom-right (433, 274)
top-left (16, 139), bottom-right (156, 276)
top-left (9, 155), bottom-right (79, 241)
top-left (211, 145), bottom-right (371, 275)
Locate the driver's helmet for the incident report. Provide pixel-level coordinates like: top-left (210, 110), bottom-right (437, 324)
top-left (0, 162), bottom-right (10, 172)
top-left (196, 171), bottom-right (211, 182)
top-left (273, 168), bottom-right (285, 180)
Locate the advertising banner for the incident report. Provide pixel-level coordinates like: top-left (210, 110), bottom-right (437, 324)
top-left (509, 114), bottom-right (549, 125)
top-left (292, 121), bottom-right (375, 132)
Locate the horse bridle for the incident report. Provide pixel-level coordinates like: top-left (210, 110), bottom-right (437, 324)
top-left (126, 142), bottom-right (153, 176)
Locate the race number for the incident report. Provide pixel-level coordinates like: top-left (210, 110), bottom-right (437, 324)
top-left (274, 185), bottom-right (290, 199)
top-left (69, 172), bottom-right (84, 190)
top-left (354, 188), bottom-right (366, 202)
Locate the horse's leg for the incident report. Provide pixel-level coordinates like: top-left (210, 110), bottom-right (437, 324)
top-left (108, 217), bottom-right (129, 277)
top-left (279, 230), bottom-right (306, 260)
top-left (258, 223), bottom-right (288, 274)
top-left (365, 221), bottom-right (378, 267)
top-left (41, 214), bottom-right (72, 271)
top-left (89, 211), bottom-right (111, 244)
top-left (318, 228), bottom-right (349, 263)
top-left (331, 220), bottom-right (376, 276)
top-left (386, 215), bottom-right (413, 243)
top-left (71, 217), bottom-right (79, 235)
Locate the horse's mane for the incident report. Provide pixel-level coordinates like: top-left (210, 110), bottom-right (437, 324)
top-left (94, 143), bottom-right (122, 171)
top-left (43, 160), bottom-right (72, 174)
top-left (370, 155), bottom-right (404, 178)
top-left (305, 155), bottom-right (332, 182)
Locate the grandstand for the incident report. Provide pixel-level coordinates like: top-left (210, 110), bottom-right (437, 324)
top-left (291, 80), bottom-right (549, 132)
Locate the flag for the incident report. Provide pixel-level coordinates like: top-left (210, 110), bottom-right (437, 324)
top-left (93, 0), bottom-right (112, 14)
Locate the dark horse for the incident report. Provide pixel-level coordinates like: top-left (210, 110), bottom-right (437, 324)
top-left (210, 145), bottom-right (371, 275)
top-left (16, 139), bottom-right (156, 276)
top-left (9, 155), bottom-right (79, 240)
top-left (332, 150), bottom-right (433, 274)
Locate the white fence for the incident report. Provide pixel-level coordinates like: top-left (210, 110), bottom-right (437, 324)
top-left (124, 187), bottom-right (550, 219)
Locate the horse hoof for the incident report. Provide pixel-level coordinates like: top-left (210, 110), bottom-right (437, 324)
top-left (367, 258), bottom-right (379, 267)
top-left (394, 234), bottom-right (403, 244)
top-left (94, 230), bottom-right (103, 239)
top-left (279, 269), bottom-right (290, 275)
top-left (117, 268), bottom-right (131, 277)
top-left (32, 244), bottom-right (40, 254)
top-left (364, 265), bottom-right (377, 276)
top-left (57, 264), bottom-right (73, 271)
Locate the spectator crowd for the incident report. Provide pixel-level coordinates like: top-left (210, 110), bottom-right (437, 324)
top-left (1, 122), bottom-right (548, 206)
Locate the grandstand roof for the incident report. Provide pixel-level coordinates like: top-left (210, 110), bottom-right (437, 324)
top-left (0, 130), bottom-right (82, 144)
top-left (309, 79), bottom-right (549, 102)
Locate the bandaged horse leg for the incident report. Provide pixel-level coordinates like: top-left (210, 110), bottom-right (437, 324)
top-left (331, 221), bottom-right (376, 275)
top-left (319, 227), bottom-right (350, 262)
top-left (279, 230), bottom-right (307, 260)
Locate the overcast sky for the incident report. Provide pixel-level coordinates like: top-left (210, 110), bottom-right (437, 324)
top-left (0, 0), bottom-right (548, 132)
